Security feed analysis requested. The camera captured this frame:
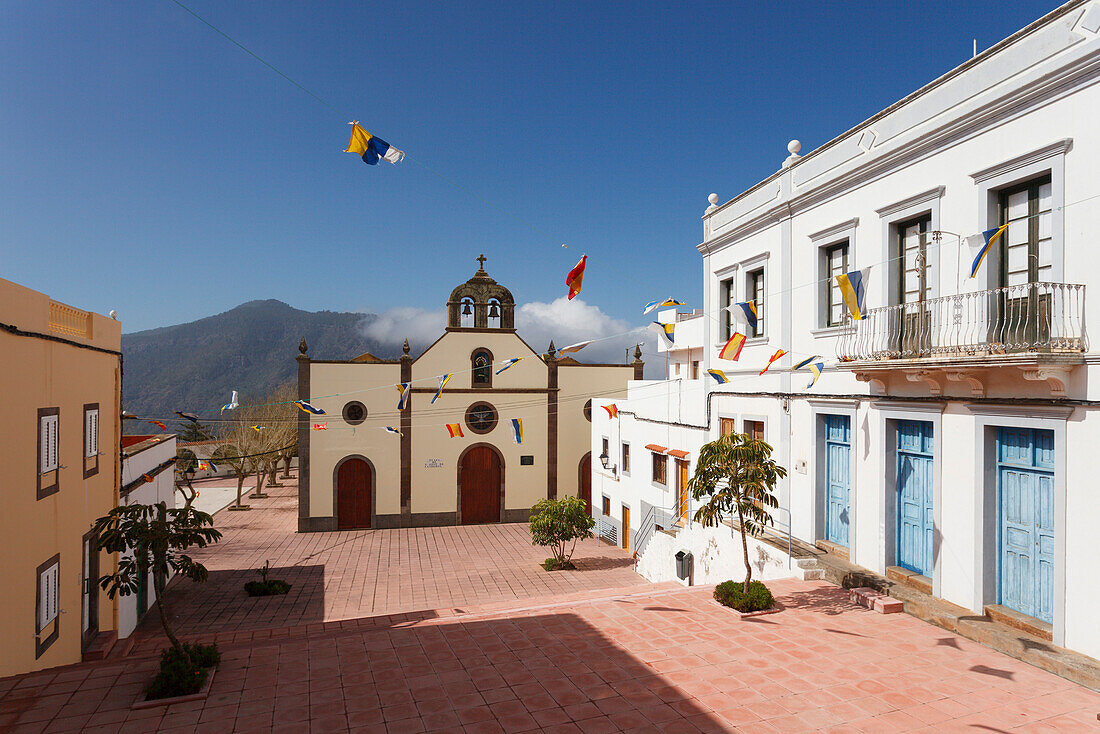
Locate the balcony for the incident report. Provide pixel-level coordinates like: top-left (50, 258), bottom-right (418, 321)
top-left (836, 282), bottom-right (1086, 366)
top-left (48, 301), bottom-right (93, 339)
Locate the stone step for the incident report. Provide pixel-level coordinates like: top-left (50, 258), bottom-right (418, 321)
top-left (849, 587), bottom-right (904, 614)
top-left (82, 631), bottom-right (118, 662)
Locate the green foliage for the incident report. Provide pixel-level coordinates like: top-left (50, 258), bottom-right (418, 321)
top-left (713, 580), bottom-right (775, 613)
top-left (176, 422), bottom-right (213, 443)
top-left (93, 502), bottom-right (222, 651)
top-left (689, 432), bottom-right (787, 592)
top-left (145, 643), bottom-right (221, 701)
top-left (121, 299), bottom-right (394, 432)
top-left (543, 557), bottom-right (576, 571)
top-left (529, 496), bottom-right (595, 567)
top-left (244, 579), bottom-right (291, 596)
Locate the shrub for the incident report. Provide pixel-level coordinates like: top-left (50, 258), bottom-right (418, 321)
top-left (543, 557), bottom-right (577, 572)
top-left (714, 580), bottom-right (774, 613)
top-left (529, 496), bottom-right (595, 569)
top-left (244, 579), bottom-right (292, 596)
top-left (145, 643), bottom-right (220, 700)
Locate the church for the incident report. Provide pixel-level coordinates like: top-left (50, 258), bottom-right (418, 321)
top-left (295, 257), bottom-right (642, 531)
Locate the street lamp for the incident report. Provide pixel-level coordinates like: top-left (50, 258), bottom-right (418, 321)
top-left (598, 448), bottom-right (616, 476)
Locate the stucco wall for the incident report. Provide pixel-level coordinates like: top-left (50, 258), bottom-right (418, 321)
top-left (636, 522), bottom-right (799, 586)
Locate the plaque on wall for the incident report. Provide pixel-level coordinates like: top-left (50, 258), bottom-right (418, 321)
top-left (520, 455), bottom-right (534, 465)
top-left (424, 459), bottom-right (444, 468)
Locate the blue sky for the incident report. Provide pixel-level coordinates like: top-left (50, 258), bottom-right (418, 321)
top-left (0, 1), bottom-right (1053, 337)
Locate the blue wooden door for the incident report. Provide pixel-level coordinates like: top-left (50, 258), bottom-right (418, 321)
top-left (896, 420), bottom-right (934, 576)
top-left (997, 427), bottom-right (1055, 623)
top-left (824, 415), bottom-right (851, 546)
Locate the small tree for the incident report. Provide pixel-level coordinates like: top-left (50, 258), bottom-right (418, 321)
top-left (93, 502), bottom-right (222, 655)
top-left (689, 432), bottom-right (787, 592)
top-left (529, 497), bottom-right (595, 570)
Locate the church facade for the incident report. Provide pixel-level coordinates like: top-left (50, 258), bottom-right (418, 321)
top-left (296, 258), bottom-right (642, 531)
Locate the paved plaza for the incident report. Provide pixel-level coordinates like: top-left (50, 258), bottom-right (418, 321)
top-left (1, 473), bottom-right (1097, 732)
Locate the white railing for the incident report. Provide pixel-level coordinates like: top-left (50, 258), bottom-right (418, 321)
top-left (836, 282), bottom-right (1086, 362)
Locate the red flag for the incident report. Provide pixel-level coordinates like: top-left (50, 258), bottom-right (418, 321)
top-left (565, 255), bottom-right (587, 300)
top-left (150, 420), bottom-right (167, 431)
top-left (759, 349), bottom-right (788, 375)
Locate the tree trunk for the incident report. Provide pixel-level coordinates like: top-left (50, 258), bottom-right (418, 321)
top-left (235, 473), bottom-right (245, 506)
top-left (152, 568), bottom-right (182, 653)
top-left (252, 469), bottom-right (266, 499)
top-left (281, 455), bottom-right (292, 479)
top-left (267, 463), bottom-right (280, 488)
top-left (738, 504), bottom-right (752, 593)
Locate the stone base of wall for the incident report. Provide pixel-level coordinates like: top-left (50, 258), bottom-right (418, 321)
top-left (298, 509), bottom-right (532, 531)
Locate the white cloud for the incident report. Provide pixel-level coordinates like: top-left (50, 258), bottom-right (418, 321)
top-left (360, 297), bottom-right (661, 376)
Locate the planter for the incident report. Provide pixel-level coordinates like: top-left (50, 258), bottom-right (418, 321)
top-left (132, 666), bottom-right (216, 709)
top-left (542, 559), bottom-right (576, 571)
top-left (244, 579), bottom-right (291, 596)
top-left (710, 599), bottom-right (783, 618)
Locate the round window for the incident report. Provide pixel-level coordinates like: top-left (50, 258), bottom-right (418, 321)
top-left (342, 401), bottom-right (367, 425)
top-left (465, 402), bottom-right (498, 434)
top-left (583, 399), bottom-right (592, 422)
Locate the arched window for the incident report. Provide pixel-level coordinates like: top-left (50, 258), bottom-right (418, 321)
top-left (465, 402), bottom-right (498, 434)
top-left (472, 349), bottom-right (493, 387)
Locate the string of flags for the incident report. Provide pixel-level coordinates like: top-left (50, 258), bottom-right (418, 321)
top-left (759, 349), bottom-right (787, 376)
top-left (432, 374), bottom-right (452, 404)
top-left (396, 383), bottom-right (411, 410)
top-left (295, 400), bottom-right (325, 415)
top-left (643, 298), bottom-right (685, 315)
top-left (345, 123), bottom-right (405, 165)
top-left (495, 357), bottom-right (522, 374)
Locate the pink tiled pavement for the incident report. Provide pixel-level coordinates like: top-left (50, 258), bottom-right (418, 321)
top-left (2, 581), bottom-right (1097, 732)
top-left (133, 471), bottom-right (648, 645)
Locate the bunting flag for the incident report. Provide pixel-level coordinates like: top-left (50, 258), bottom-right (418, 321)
top-left (510, 418), bottom-right (523, 445)
top-left (707, 369), bottom-right (729, 384)
top-left (385, 426), bottom-right (403, 436)
top-left (730, 301), bottom-right (758, 332)
top-left (565, 254), bottom-right (587, 300)
top-left (251, 425), bottom-right (263, 432)
top-left (220, 390), bottom-right (239, 412)
top-left (968, 224), bottom-right (1008, 278)
top-left (650, 321), bottom-right (675, 346)
top-left (345, 122), bottom-right (405, 164)
top-left (759, 349), bottom-right (787, 376)
top-left (295, 399), bottom-right (326, 415)
top-left (643, 298), bottom-right (685, 315)
top-left (446, 423), bottom-right (464, 438)
top-left (312, 423), bottom-right (328, 430)
top-left (558, 340), bottom-right (593, 355)
top-left (495, 357), bottom-right (522, 374)
top-left (432, 374), bottom-right (452, 404)
top-left (792, 355), bottom-right (821, 371)
top-left (805, 362), bottom-right (824, 389)
top-left (396, 383), bottom-right (411, 410)
top-left (197, 460), bottom-right (217, 472)
top-left (175, 412), bottom-right (199, 423)
top-left (836, 267), bottom-right (870, 320)
top-left (718, 332), bottom-right (746, 361)
top-left (602, 404), bottom-right (619, 419)
top-left (150, 420), bottom-right (167, 431)
top-left (142, 473), bottom-right (154, 483)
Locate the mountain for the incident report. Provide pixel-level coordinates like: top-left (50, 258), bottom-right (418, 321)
top-left (122, 300), bottom-right (390, 428)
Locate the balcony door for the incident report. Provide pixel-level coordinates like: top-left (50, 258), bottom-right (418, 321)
top-left (896, 215), bottom-right (931, 356)
top-left (998, 177), bottom-right (1052, 350)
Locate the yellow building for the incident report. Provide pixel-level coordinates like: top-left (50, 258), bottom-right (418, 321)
top-left (0, 279), bottom-right (121, 676)
top-left (297, 258), bottom-right (642, 530)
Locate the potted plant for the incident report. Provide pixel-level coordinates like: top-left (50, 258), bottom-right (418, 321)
top-left (529, 496), bottom-right (595, 571)
top-left (689, 432), bottom-right (787, 614)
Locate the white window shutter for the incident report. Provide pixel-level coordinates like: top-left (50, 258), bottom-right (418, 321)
top-left (40, 415), bottom-right (58, 473)
top-left (39, 562), bottom-right (59, 630)
top-left (86, 409), bottom-right (99, 458)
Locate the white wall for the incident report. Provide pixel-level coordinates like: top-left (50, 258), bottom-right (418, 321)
top-left (636, 522), bottom-right (798, 586)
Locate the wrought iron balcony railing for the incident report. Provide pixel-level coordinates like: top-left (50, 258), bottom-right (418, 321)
top-left (836, 282), bottom-right (1086, 362)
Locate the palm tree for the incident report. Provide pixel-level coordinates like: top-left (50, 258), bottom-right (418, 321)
top-left (689, 432), bottom-right (787, 592)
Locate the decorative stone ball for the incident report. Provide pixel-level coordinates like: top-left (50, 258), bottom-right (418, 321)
top-left (707, 193), bottom-right (719, 206)
top-left (787, 140), bottom-right (802, 155)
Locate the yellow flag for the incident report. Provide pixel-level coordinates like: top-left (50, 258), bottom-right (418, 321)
top-left (345, 123), bottom-right (372, 156)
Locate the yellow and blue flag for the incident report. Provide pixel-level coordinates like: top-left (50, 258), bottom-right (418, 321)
top-left (432, 374), bottom-right (451, 404)
top-left (345, 122), bottom-right (404, 165)
top-left (792, 355), bottom-right (821, 371)
top-left (707, 369), bottom-right (729, 384)
top-left (968, 224), bottom-right (1008, 278)
top-left (731, 301), bottom-right (758, 332)
top-left (510, 418), bottom-right (523, 445)
top-left (396, 383), bottom-right (411, 410)
top-left (805, 362), bottom-right (824, 389)
top-left (385, 426), bottom-right (402, 436)
top-left (718, 332), bottom-right (746, 361)
top-left (495, 357), bottom-right (522, 374)
top-left (295, 399), bottom-right (325, 415)
top-left (643, 298), bottom-right (685, 315)
top-left (836, 268), bottom-right (870, 320)
top-left (650, 321), bottom-right (675, 346)
top-left (220, 390), bottom-right (239, 412)
top-left (251, 425), bottom-right (263, 432)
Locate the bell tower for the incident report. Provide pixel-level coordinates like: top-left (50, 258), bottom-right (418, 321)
top-left (446, 255), bottom-right (516, 330)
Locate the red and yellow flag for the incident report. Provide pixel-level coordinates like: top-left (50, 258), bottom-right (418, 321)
top-left (565, 255), bottom-right (587, 300)
top-left (718, 332), bottom-right (746, 361)
top-left (602, 404), bottom-right (619, 419)
top-left (759, 349), bottom-right (787, 375)
top-left (446, 423), bottom-right (464, 438)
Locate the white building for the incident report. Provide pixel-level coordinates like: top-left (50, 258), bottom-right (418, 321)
top-left (118, 434), bottom-right (177, 640)
top-left (594, 0), bottom-right (1100, 660)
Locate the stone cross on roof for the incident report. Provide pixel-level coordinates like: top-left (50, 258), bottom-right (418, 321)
top-left (476, 254), bottom-right (487, 270)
